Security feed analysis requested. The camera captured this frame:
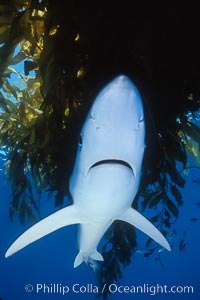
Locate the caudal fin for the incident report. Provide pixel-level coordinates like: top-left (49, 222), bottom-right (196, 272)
top-left (5, 205), bottom-right (81, 258)
top-left (74, 250), bottom-right (104, 268)
top-left (119, 207), bottom-right (171, 251)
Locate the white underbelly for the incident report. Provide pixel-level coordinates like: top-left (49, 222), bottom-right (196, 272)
top-left (73, 164), bottom-right (139, 220)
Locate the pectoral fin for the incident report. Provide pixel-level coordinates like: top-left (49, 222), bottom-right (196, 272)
top-left (5, 205), bottom-right (80, 258)
top-left (118, 208), bottom-right (171, 251)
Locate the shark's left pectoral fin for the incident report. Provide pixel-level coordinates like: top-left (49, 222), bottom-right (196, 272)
top-left (5, 205), bottom-right (81, 258)
top-left (119, 208), bottom-right (171, 251)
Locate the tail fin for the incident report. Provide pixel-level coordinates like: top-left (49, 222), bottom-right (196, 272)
top-left (119, 207), bottom-right (171, 251)
top-left (74, 250), bottom-right (104, 268)
top-left (5, 205), bottom-right (80, 258)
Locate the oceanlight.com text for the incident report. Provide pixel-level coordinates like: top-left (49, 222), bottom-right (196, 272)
top-left (24, 283), bottom-right (194, 296)
top-left (107, 283), bottom-right (194, 295)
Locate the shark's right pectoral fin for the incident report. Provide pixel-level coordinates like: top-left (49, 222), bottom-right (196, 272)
top-left (5, 205), bottom-right (81, 258)
top-left (119, 207), bottom-right (171, 251)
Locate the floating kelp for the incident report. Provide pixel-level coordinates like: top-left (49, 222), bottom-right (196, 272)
top-left (0, 1), bottom-right (200, 299)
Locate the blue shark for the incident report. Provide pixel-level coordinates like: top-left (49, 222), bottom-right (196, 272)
top-left (5, 75), bottom-right (171, 267)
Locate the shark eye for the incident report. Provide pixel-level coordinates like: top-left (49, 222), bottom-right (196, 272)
top-left (139, 116), bottom-right (144, 123)
top-left (78, 134), bottom-right (83, 147)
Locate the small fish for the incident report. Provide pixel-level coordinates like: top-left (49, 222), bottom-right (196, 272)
top-left (136, 249), bottom-right (150, 254)
top-left (179, 239), bottom-right (187, 252)
top-left (193, 178), bottom-right (200, 184)
top-left (190, 218), bottom-right (198, 222)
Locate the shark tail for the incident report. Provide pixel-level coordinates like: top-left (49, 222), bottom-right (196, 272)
top-left (119, 207), bottom-right (171, 251)
top-left (74, 250), bottom-right (104, 268)
top-left (5, 205), bottom-right (81, 258)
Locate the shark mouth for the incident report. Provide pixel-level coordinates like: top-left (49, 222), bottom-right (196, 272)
top-left (89, 159), bottom-right (133, 172)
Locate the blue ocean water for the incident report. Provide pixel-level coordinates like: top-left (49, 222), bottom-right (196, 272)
top-left (0, 158), bottom-right (199, 300)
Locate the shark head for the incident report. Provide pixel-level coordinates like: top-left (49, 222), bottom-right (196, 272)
top-left (70, 75), bottom-right (146, 197)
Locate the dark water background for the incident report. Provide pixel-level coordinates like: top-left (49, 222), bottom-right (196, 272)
top-left (0, 157), bottom-right (199, 300)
